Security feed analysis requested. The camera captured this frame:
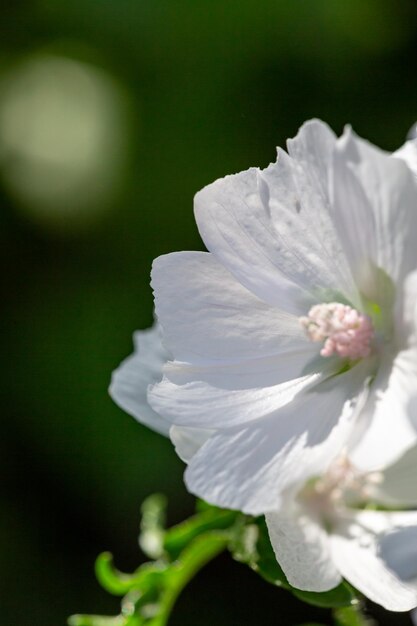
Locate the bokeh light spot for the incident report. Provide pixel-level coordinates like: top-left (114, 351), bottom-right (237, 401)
top-left (0, 52), bottom-right (133, 232)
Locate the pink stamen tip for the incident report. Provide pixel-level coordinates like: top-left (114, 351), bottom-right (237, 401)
top-left (300, 302), bottom-right (374, 360)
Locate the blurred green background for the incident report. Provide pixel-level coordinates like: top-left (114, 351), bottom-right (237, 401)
top-left (1, 1), bottom-right (417, 624)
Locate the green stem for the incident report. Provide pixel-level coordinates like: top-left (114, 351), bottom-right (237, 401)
top-left (153, 531), bottom-right (228, 626)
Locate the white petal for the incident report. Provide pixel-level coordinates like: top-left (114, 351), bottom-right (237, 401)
top-left (162, 350), bottom-right (325, 389)
top-left (347, 509), bottom-right (417, 534)
top-left (149, 367), bottom-right (325, 429)
top-left (331, 140), bottom-right (378, 299)
top-left (183, 363), bottom-right (370, 514)
top-left (151, 251), bottom-right (315, 365)
top-left (375, 444), bottom-right (417, 507)
top-left (194, 168), bottom-right (310, 315)
top-left (169, 425), bottom-right (212, 463)
top-left (286, 119), bottom-right (360, 306)
top-left (395, 269), bottom-right (417, 348)
top-left (349, 347), bottom-right (417, 472)
top-left (266, 506), bottom-right (341, 592)
top-left (393, 138), bottom-right (417, 177)
top-left (332, 129), bottom-right (417, 293)
top-left (286, 119), bottom-right (336, 193)
top-left (407, 124), bottom-right (417, 141)
top-left (194, 127), bottom-right (357, 314)
top-left (377, 512), bottom-right (417, 583)
top-left (331, 510), bottom-right (417, 611)
top-left (109, 324), bottom-right (170, 436)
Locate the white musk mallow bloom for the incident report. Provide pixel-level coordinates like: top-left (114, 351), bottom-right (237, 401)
top-left (110, 324), bottom-right (417, 611)
top-left (111, 119), bottom-right (417, 517)
top-left (266, 449), bottom-right (417, 611)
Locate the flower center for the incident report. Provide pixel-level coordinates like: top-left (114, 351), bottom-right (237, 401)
top-left (299, 456), bottom-right (383, 526)
top-left (300, 302), bottom-right (374, 360)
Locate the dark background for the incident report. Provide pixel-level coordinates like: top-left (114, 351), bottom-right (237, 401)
top-left (1, 1), bottom-right (417, 624)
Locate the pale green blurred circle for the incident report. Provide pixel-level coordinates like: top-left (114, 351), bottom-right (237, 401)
top-left (0, 52), bottom-right (132, 232)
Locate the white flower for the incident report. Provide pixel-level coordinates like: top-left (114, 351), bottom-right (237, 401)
top-left (112, 120), bottom-right (417, 517)
top-left (266, 449), bottom-right (417, 612)
top-left (110, 323), bottom-right (211, 461)
top-left (110, 322), bottom-right (417, 611)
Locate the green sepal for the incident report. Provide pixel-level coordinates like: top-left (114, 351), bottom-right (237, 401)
top-left (250, 518), bottom-right (291, 588)
top-left (293, 583), bottom-right (357, 609)
top-left (229, 516), bottom-right (290, 588)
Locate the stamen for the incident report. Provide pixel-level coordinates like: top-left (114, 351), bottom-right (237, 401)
top-left (299, 455), bottom-right (384, 525)
top-left (300, 302), bottom-right (374, 360)
top-left (313, 456), bottom-right (383, 506)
